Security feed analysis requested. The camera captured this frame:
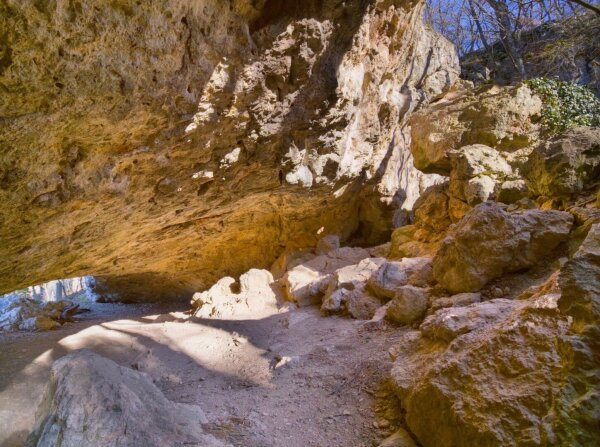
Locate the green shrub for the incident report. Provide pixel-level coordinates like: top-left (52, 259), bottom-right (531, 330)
top-left (525, 78), bottom-right (600, 133)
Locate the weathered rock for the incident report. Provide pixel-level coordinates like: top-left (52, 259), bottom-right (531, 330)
top-left (497, 179), bottom-right (529, 204)
top-left (378, 428), bottom-right (418, 447)
top-left (430, 292), bottom-right (481, 312)
top-left (410, 84), bottom-right (542, 175)
top-left (420, 298), bottom-right (516, 342)
top-left (26, 349), bottom-right (226, 447)
top-left (412, 184), bottom-right (451, 234)
top-left (19, 316), bottom-right (60, 331)
top-left (433, 202), bottom-right (573, 293)
top-left (192, 268), bottom-right (279, 319)
top-left (0, 0), bottom-right (459, 301)
top-left (388, 225), bottom-right (440, 259)
top-left (449, 144), bottom-right (512, 180)
top-left (385, 286), bottom-right (430, 325)
top-left (558, 223), bottom-right (600, 323)
top-left (282, 246), bottom-right (371, 306)
top-left (270, 249), bottom-right (316, 280)
top-left (447, 144), bottom-right (513, 206)
top-left (316, 235), bottom-right (340, 255)
top-left (367, 258), bottom-right (433, 299)
top-left (524, 127), bottom-right (600, 198)
top-left (321, 257), bottom-right (386, 319)
top-left (464, 175), bottom-right (496, 205)
top-left (447, 196), bottom-right (471, 222)
top-left (391, 293), bottom-right (599, 447)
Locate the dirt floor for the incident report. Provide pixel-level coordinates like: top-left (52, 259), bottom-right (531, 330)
top-left (0, 301), bottom-right (407, 447)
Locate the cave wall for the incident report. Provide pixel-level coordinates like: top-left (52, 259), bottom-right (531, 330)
top-left (0, 0), bottom-right (458, 301)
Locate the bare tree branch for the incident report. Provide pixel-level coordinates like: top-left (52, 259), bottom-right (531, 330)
top-left (567, 0), bottom-right (600, 15)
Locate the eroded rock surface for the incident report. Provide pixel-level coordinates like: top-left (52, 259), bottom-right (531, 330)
top-left (391, 290), bottom-right (600, 447)
top-left (524, 127), bottom-right (600, 198)
top-left (0, 0), bottom-right (458, 300)
top-left (432, 202), bottom-right (573, 293)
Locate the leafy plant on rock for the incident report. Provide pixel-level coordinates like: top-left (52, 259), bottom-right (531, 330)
top-left (526, 77), bottom-right (600, 133)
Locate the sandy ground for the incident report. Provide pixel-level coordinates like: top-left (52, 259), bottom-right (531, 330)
top-left (0, 301), bottom-right (406, 447)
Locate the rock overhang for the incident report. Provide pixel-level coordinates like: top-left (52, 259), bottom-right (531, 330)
top-left (0, 0), bottom-right (459, 300)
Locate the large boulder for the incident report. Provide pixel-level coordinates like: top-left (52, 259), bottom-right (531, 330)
top-left (321, 257), bottom-right (386, 319)
top-left (367, 258), bottom-right (433, 299)
top-left (191, 268), bottom-right (280, 319)
top-left (282, 247), bottom-right (370, 306)
top-left (448, 144), bottom-right (513, 206)
top-left (385, 285), bottom-right (430, 325)
top-left (420, 298), bottom-right (516, 342)
top-left (410, 84), bottom-right (542, 175)
top-left (391, 293), bottom-right (600, 447)
top-left (26, 349), bottom-right (227, 447)
top-left (433, 203), bottom-right (573, 293)
top-left (524, 127), bottom-right (600, 198)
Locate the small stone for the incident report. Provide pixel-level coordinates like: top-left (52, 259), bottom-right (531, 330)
top-left (491, 286), bottom-right (504, 298)
top-left (386, 286), bottom-right (430, 325)
top-left (378, 428), bottom-right (418, 447)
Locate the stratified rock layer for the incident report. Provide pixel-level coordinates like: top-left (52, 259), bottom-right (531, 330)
top-left (0, 0), bottom-right (458, 300)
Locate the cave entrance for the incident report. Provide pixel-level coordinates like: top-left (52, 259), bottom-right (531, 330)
top-left (1, 276), bottom-right (97, 304)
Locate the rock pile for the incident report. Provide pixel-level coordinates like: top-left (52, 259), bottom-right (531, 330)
top-left (0, 297), bottom-right (75, 332)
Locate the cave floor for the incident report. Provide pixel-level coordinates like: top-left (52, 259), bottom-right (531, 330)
top-left (0, 301), bottom-right (406, 447)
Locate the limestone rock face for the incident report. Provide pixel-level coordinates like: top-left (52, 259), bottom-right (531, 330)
top-left (26, 349), bottom-right (227, 447)
top-left (0, 0), bottom-right (458, 300)
top-left (432, 203), bottom-right (573, 293)
top-left (390, 293), bottom-right (600, 447)
top-left (558, 223), bottom-right (600, 325)
top-left (524, 127), bottom-right (600, 198)
top-left (410, 84), bottom-right (542, 175)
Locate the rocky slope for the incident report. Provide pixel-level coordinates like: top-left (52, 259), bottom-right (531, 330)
top-left (181, 81), bottom-right (599, 445)
top-left (461, 12), bottom-right (600, 94)
top-left (0, 0), bottom-right (458, 301)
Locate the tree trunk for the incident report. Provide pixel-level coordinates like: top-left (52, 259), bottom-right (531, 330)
top-left (55, 280), bottom-right (64, 301)
top-left (567, 0), bottom-right (600, 15)
top-left (486, 0), bottom-right (528, 80)
top-left (469, 0), bottom-right (495, 69)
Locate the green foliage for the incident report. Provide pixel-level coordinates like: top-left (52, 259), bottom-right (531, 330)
top-left (526, 78), bottom-right (600, 133)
